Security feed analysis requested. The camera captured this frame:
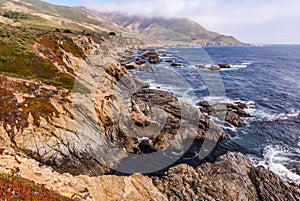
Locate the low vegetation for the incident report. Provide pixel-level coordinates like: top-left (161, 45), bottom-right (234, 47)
top-left (2, 11), bottom-right (27, 20)
top-left (0, 87), bottom-right (59, 137)
top-left (0, 24), bottom-right (88, 92)
top-left (0, 173), bottom-right (72, 201)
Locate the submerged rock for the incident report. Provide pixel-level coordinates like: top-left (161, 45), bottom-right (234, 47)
top-left (138, 63), bottom-right (157, 72)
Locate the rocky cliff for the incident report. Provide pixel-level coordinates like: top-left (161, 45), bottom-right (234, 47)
top-left (0, 0), bottom-right (299, 200)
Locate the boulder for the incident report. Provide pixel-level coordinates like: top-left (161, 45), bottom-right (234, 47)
top-left (135, 58), bottom-right (146, 65)
top-left (141, 51), bottom-right (163, 63)
top-left (125, 62), bottom-right (139, 69)
top-left (149, 55), bottom-right (163, 63)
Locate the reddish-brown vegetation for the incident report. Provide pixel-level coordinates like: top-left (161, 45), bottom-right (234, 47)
top-left (0, 173), bottom-right (72, 201)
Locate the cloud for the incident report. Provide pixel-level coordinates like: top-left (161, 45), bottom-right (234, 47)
top-left (83, 0), bottom-right (300, 44)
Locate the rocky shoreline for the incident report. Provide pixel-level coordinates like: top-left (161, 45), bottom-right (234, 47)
top-left (0, 30), bottom-right (299, 201)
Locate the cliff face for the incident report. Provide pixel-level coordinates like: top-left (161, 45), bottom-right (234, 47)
top-left (0, 1), bottom-right (299, 200)
top-left (1, 149), bottom-right (299, 201)
top-left (155, 152), bottom-right (300, 201)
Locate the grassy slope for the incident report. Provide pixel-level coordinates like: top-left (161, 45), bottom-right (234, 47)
top-left (0, 23), bottom-right (91, 92)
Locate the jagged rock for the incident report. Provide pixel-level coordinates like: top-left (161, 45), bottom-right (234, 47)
top-left (165, 59), bottom-right (176, 63)
top-left (131, 89), bottom-right (228, 151)
top-left (171, 63), bottom-right (186, 67)
top-left (218, 64), bottom-right (231, 69)
top-left (141, 51), bottom-right (163, 63)
top-left (249, 166), bottom-right (300, 201)
top-left (197, 101), bottom-right (252, 127)
top-left (135, 57), bottom-right (146, 65)
top-left (156, 152), bottom-right (300, 201)
top-left (149, 55), bottom-right (163, 63)
top-left (0, 150), bottom-right (167, 201)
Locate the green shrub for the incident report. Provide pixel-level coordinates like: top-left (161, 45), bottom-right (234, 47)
top-left (2, 11), bottom-right (27, 20)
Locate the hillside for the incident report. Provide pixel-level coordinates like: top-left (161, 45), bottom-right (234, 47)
top-left (102, 12), bottom-right (247, 46)
top-left (0, 0), bottom-right (124, 34)
top-left (0, 0), bottom-right (298, 201)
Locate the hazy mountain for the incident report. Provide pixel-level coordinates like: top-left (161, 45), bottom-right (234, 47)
top-left (0, 0), bottom-right (245, 46)
top-left (102, 12), bottom-right (247, 46)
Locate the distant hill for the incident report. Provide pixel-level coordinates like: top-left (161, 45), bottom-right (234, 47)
top-left (102, 12), bottom-right (247, 46)
top-left (0, 0), bottom-right (122, 33)
top-left (0, 0), bottom-right (246, 46)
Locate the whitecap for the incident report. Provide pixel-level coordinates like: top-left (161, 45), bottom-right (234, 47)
top-left (247, 108), bottom-right (300, 122)
top-left (247, 145), bottom-right (300, 183)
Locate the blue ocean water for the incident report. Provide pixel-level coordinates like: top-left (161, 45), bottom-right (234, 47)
top-left (132, 45), bottom-right (300, 182)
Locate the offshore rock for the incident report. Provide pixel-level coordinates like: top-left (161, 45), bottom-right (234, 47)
top-left (197, 101), bottom-right (252, 127)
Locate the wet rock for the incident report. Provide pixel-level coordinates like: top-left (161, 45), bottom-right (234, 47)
top-left (135, 58), bottom-right (146, 65)
top-left (130, 89), bottom-right (228, 151)
top-left (249, 166), bottom-right (300, 201)
top-left (135, 138), bottom-right (156, 154)
top-left (197, 101), bottom-right (252, 127)
top-left (165, 59), bottom-right (176, 63)
top-left (225, 110), bottom-right (244, 126)
top-left (149, 55), bottom-right (163, 63)
top-left (137, 63), bottom-right (157, 72)
top-left (218, 64), bottom-right (231, 69)
top-left (141, 51), bottom-right (157, 59)
top-left (209, 65), bottom-right (220, 71)
top-left (125, 62), bottom-right (139, 69)
top-left (171, 63), bottom-right (186, 67)
top-left (141, 51), bottom-right (163, 63)
top-left (156, 152), bottom-right (300, 201)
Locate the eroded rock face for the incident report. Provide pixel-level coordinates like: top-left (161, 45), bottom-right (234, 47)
top-left (155, 152), bottom-right (300, 201)
top-left (129, 89), bottom-right (229, 151)
top-left (0, 149), bottom-right (167, 201)
top-left (249, 166), bottom-right (300, 201)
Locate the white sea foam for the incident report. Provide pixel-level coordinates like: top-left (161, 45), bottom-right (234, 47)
top-left (221, 124), bottom-right (237, 132)
top-left (202, 96), bottom-right (252, 106)
top-left (245, 107), bottom-right (300, 122)
top-left (248, 145), bottom-right (300, 183)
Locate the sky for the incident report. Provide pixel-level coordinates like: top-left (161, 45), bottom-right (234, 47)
top-left (44, 0), bottom-right (300, 44)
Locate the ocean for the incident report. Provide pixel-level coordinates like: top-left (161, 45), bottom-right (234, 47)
top-left (132, 45), bottom-right (300, 182)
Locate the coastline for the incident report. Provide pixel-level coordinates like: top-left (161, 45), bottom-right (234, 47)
top-left (0, 28), bottom-right (299, 200)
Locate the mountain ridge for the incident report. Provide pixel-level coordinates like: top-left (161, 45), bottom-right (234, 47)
top-left (101, 12), bottom-right (247, 46)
